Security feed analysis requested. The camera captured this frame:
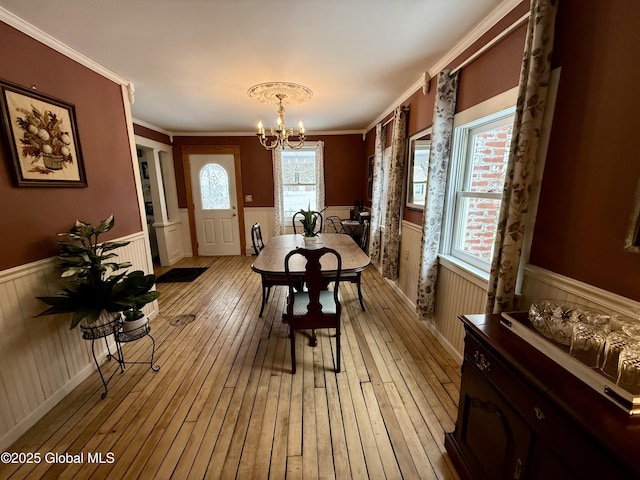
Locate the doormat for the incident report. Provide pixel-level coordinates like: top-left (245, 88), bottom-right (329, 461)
top-left (156, 267), bottom-right (208, 283)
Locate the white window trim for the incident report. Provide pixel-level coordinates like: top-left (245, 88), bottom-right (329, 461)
top-left (441, 86), bottom-right (518, 277)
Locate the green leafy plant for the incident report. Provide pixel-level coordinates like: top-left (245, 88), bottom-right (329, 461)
top-left (36, 215), bottom-right (160, 329)
top-left (297, 205), bottom-right (325, 238)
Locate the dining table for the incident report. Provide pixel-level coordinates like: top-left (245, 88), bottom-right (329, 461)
top-left (251, 233), bottom-right (371, 278)
top-left (251, 233), bottom-right (371, 338)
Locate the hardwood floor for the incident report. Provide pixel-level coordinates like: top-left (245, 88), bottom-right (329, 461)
top-left (2, 255), bottom-right (461, 479)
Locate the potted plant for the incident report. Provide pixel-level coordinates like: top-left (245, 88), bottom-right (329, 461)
top-left (296, 205), bottom-right (325, 246)
top-left (36, 215), bottom-right (160, 337)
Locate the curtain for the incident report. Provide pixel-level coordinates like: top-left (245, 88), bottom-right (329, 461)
top-left (272, 146), bottom-right (285, 235)
top-left (486, 0), bottom-right (559, 314)
top-left (314, 141), bottom-right (325, 215)
top-left (272, 141), bottom-right (325, 235)
top-left (368, 123), bottom-right (385, 263)
top-left (416, 70), bottom-right (460, 316)
top-left (381, 107), bottom-right (409, 280)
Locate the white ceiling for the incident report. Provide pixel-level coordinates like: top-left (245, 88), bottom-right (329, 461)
top-left (0, 0), bottom-right (514, 135)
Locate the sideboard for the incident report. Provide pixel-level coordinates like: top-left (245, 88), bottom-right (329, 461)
top-left (445, 314), bottom-right (640, 480)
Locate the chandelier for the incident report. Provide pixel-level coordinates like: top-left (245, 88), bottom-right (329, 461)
top-left (247, 82), bottom-right (312, 150)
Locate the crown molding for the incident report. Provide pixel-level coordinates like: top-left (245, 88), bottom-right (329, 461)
top-left (133, 118), bottom-right (173, 137)
top-left (0, 7), bottom-right (131, 87)
top-left (363, 0), bottom-right (524, 134)
top-left (170, 129), bottom-right (363, 137)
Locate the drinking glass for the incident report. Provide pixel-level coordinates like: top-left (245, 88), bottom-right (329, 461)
top-left (617, 345), bottom-right (640, 394)
top-left (569, 314), bottom-right (610, 368)
top-left (601, 323), bottom-right (640, 378)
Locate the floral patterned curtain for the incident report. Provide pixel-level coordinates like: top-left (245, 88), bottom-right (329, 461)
top-left (368, 123), bottom-right (385, 263)
top-left (486, 0), bottom-right (559, 313)
top-left (272, 146), bottom-right (285, 235)
top-left (381, 107), bottom-right (409, 280)
top-left (416, 70), bottom-right (460, 316)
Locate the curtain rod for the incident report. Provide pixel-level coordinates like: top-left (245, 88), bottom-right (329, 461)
top-left (451, 12), bottom-right (530, 75)
top-left (382, 105), bottom-right (410, 127)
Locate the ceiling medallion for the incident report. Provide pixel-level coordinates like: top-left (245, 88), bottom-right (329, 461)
top-left (248, 82), bottom-right (312, 150)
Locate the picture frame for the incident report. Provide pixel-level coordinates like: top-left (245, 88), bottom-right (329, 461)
top-left (0, 80), bottom-right (87, 187)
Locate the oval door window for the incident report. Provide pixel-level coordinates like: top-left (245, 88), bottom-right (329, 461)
top-left (199, 163), bottom-right (230, 209)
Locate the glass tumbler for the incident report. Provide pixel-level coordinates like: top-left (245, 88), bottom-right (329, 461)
top-left (617, 344), bottom-right (640, 394)
top-left (569, 315), bottom-right (610, 368)
top-left (601, 325), bottom-right (640, 378)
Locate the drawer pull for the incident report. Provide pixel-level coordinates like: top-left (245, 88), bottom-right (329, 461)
top-left (514, 458), bottom-right (522, 479)
top-left (474, 351), bottom-right (491, 372)
top-left (534, 406), bottom-right (546, 421)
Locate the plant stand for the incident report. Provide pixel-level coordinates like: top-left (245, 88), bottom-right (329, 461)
top-left (81, 317), bottom-right (159, 399)
top-left (114, 322), bottom-right (160, 374)
top-left (81, 316), bottom-right (124, 399)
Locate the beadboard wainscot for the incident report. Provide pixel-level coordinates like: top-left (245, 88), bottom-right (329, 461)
top-left (243, 207), bottom-right (275, 255)
top-left (521, 264), bottom-right (640, 319)
top-left (0, 232), bottom-right (157, 450)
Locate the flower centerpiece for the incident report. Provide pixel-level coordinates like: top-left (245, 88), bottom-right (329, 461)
top-left (16, 105), bottom-right (74, 171)
top-left (36, 215), bottom-right (160, 336)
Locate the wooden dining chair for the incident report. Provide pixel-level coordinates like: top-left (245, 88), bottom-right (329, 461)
top-left (251, 223), bottom-right (288, 317)
top-left (340, 220), bottom-right (369, 311)
top-left (292, 211), bottom-right (323, 235)
top-left (251, 222), bottom-right (265, 255)
top-left (284, 247), bottom-right (342, 374)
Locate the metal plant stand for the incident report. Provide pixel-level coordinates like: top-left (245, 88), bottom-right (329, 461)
top-left (114, 322), bottom-right (160, 373)
top-left (81, 316), bottom-right (159, 399)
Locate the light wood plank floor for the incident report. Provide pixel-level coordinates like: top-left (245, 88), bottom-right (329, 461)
top-left (2, 255), bottom-right (462, 479)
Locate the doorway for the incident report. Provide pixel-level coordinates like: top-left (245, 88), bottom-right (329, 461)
top-left (184, 147), bottom-right (244, 256)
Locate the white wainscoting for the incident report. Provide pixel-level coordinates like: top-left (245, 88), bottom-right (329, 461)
top-left (178, 208), bottom-right (193, 258)
top-left (521, 265), bottom-right (640, 318)
top-left (0, 232), bottom-right (156, 450)
top-left (398, 221), bottom-right (422, 306)
top-left (153, 219), bottom-right (185, 265)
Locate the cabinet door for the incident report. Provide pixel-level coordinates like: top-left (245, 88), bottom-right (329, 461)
top-left (455, 363), bottom-right (533, 480)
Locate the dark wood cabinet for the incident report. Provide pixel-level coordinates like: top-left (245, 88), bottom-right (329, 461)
top-left (445, 314), bottom-right (640, 480)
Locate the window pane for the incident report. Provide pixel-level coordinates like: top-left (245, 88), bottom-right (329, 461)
top-left (200, 163), bottom-right (230, 209)
top-left (408, 138), bottom-right (430, 206)
top-left (282, 149), bottom-right (316, 217)
top-left (468, 123), bottom-right (512, 193)
top-left (455, 196), bottom-right (501, 262)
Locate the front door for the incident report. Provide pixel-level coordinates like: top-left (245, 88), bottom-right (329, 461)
top-left (189, 153), bottom-right (240, 255)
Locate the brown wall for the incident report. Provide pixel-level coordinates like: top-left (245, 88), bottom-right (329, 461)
top-left (0, 22), bottom-right (141, 271)
top-left (529, 0), bottom-right (640, 301)
top-left (363, 2), bottom-right (527, 227)
top-left (172, 134), bottom-right (366, 208)
top-left (133, 123), bottom-right (171, 145)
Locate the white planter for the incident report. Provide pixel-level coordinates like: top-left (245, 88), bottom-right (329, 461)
top-left (122, 315), bottom-right (149, 333)
top-left (304, 236), bottom-right (321, 248)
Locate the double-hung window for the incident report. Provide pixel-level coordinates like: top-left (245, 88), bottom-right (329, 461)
top-left (281, 147), bottom-right (318, 218)
top-left (447, 107), bottom-right (515, 272)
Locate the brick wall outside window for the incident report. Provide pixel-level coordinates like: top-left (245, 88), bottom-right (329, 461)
top-left (462, 125), bottom-right (512, 261)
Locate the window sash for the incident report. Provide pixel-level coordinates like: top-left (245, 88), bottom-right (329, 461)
top-left (446, 107), bottom-right (515, 273)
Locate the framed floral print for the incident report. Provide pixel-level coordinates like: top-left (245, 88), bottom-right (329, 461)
top-left (0, 80), bottom-right (87, 187)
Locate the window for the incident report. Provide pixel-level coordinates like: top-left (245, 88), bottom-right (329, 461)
top-left (199, 163), bottom-right (230, 209)
top-left (281, 147), bottom-right (317, 218)
top-left (407, 130), bottom-right (431, 209)
top-left (447, 108), bottom-right (515, 272)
